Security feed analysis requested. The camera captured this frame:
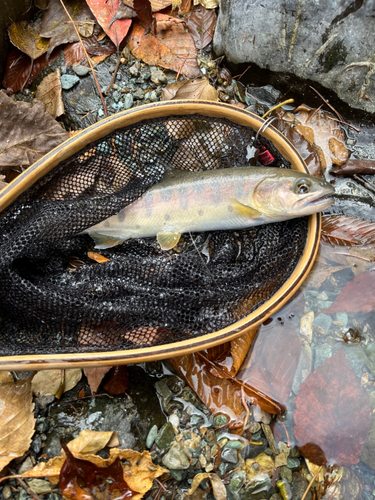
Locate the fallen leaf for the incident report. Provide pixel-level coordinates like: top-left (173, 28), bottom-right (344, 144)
top-left (324, 271), bottom-right (375, 314)
top-left (0, 372), bottom-right (13, 384)
top-left (60, 442), bottom-right (135, 500)
top-left (84, 367), bottom-right (111, 393)
top-left (65, 430), bottom-right (119, 455)
top-left (331, 159), bottom-right (375, 176)
top-left (0, 92), bottom-right (69, 171)
top-left (8, 20), bottom-right (50, 61)
top-left (302, 260), bottom-right (347, 289)
top-left (128, 13), bottom-right (199, 78)
top-left (156, 17), bottom-right (185, 30)
top-left (87, 251), bottom-right (110, 263)
top-left (186, 5), bottom-right (216, 49)
top-left (35, 68), bottom-right (64, 118)
top-left (133, 0), bottom-right (155, 31)
top-left (321, 215), bottom-right (375, 247)
top-left (108, 2), bottom-right (137, 28)
top-left (85, 0), bottom-right (133, 47)
top-left (177, 0), bottom-right (192, 14)
top-left (242, 452), bottom-right (275, 483)
top-left (294, 349), bottom-right (372, 466)
top-left (194, 0), bottom-right (218, 8)
top-left (32, 369), bottom-right (82, 397)
top-left (123, 0), bottom-right (172, 12)
top-left (41, 0), bottom-right (96, 57)
top-left (0, 378), bottom-right (35, 472)
top-left (161, 77), bottom-right (217, 100)
top-left (187, 473), bottom-right (227, 500)
top-left (103, 366), bottom-right (129, 395)
top-left (64, 31), bottom-right (117, 66)
top-left (2, 47), bottom-right (62, 95)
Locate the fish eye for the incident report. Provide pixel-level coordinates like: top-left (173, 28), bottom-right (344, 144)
top-left (294, 178), bottom-right (312, 194)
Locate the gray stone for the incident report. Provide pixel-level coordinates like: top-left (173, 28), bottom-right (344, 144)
top-left (36, 417), bottom-right (50, 433)
top-left (224, 440), bottom-right (243, 450)
top-left (18, 457), bottom-right (34, 475)
top-left (213, 415), bottom-right (228, 428)
top-left (214, 0), bottom-right (375, 114)
top-left (149, 91), bottom-right (158, 102)
top-left (146, 424), bottom-right (158, 449)
top-left (279, 466), bottom-right (292, 483)
top-left (16, 490), bottom-right (27, 500)
top-left (112, 90), bottom-right (120, 103)
top-left (31, 435), bottom-right (42, 454)
top-left (73, 65), bottom-right (90, 77)
top-left (61, 74), bottom-right (80, 90)
top-left (150, 68), bottom-right (167, 85)
top-left (360, 417), bottom-right (375, 469)
top-left (292, 344), bottom-right (312, 395)
top-left (344, 344), bottom-right (366, 378)
top-left (133, 88), bottom-right (145, 100)
top-left (129, 64), bottom-right (140, 77)
top-left (241, 437), bottom-right (267, 459)
top-left (286, 457), bottom-right (300, 469)
top-left (221, 448), bottom-right (238, 463)
top-left (125, 94), bottom-right (134, 109)
top-left (155, 422), bottom-right (175, 450)
top-left (162, 442), bottom-right (190, 469)
top-left (2, 484), bottom-right (12, 499)
top-left (291, 475), bottom-right (312, 500)
top-left (168, 468), bottom-right (185, 481)
top-left (314, 344), bottom-right (332, 369)
top-left (313, 314), bottom-right (332, 335)
top-left (27, 479), bottom-right (53, 495)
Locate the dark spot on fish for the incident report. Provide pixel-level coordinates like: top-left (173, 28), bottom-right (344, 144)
top-left (179, 186), bottom-right (188, 210)
top-left (160, 188), bottom-right (172, 202)
top-left (136, 225), bottom-right (141, 229)
top-left (117, 210), bottom-right (126, 222)
top-left (164, 214), bottom-right (170, 221)
top-left (228, 205), bottom-right (233, 212)
top-left (104, 219), bottom-right (111, 228)
top-left (198, 210), bottom-right (204, 216)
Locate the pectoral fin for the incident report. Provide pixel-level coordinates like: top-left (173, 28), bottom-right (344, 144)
top-left (228, 198), bottom-right (262, 219)
top-left (90, 232), bottom-right (126, 249)
top-left (157, 231), bottom-right (181, 250)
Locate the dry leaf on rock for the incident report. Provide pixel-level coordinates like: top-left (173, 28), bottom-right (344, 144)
top-left (294, 349), bottom-right (372, 466)
top-left (3, 47), bottom-right (62, 95)
top-left (84, 367), bottom-right (111, 393)
top-left (321, 215), bottom-right (375, 247)
top-left (162, 77), bottom-right (217, 100)
top-left (0, 92), bottom-right (68, 170)
top-left (123, 0), bottom-right (172, 12)
top-left (324, 271), bottom-right (375, 314)
top-left (8, 20), bottom-right (50, 61)
top-left (35, 68), bottom-right (64, 118)
top-left (331, 159), bottom-right (375, 176)
top-left (186, 5), bottom-right (216, 49)
top-left (32, 369), bottom-right (82, 397)
top-left (187, 473), bottom-right (227, 500)
top-left (0, 378), bottom-right (35, 472)
top-left (41, 0), bottom-right (96, 57)
top-left (129, 13), bottom-right (199, 79)
top-left (85, 0), bottom-right (132, 47)
top-left (64, 30), bottom-right (117, 66)
top-left (65, 430), bottom-right (119, 455)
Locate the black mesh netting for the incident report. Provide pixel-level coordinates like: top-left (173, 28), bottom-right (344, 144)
top-left (0, 114), bottom-right (308, 355)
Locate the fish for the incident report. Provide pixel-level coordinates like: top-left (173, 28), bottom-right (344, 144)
top-left (82, 167), bottom-right (335, 250)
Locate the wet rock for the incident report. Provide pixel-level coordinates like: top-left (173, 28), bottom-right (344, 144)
top-left (2, 484), bottom-right (12, 499)
top-left (205, 429), bottom-right (217, 446)
top-left (214, 0), bottom-right (375, 114)
top-left (312, 314), bottom-right (332, 336)
top-left (168, 468), bottom-right (186, 481)
top-left (240, 478), bottom-right (273, 500)
top-left (31, 435), bottom-right (42, 454)
top-left (162, 442), bottom-right (190, 469)
top-left (360, 417), bottom-right (375, 469)
top-left (17, 490), bottom-right (27, 500)
top-left (18, 457), bottom-right (34, 475)
top-left (36, 417), bottom-right (50, 433)
top-left (228, 471), bottom-right (246, 492)
top-left (253, 406), bottom-right (271, 424)
top-left (124, 94), bottom-right (134, 109)
top-left (168, 413), bottom-right (180, 429)
top-left (27, 479), bottom-right (53, 495)
top-left (222, 448), bottom-right (239, 463)
top-left (291, 474), bottom-right (312, 500)
top-left (292, 343), bottom-right (312, 395)
top-left (155, 422), bottom-right (175, 450)
top-left (248, 422), bottom-right (261, 434)
top-left (224, 440), bottom-right (243, 450)
top-left (73, 65), bottom-right (90, 77)
top-left (279, 466), bottom-right (292, 483)
top-left (213, 415), bottom-right (228, 428)
top-left (314, 344), bottom-right (332, 369)
top-left (146, 424), bottom-right (158, 449)
top-left (150, 67), bottom-right (168, 85)
top-left (286, 457), bottom-right (300, 469)
top-left (241, 438), bottom-right (268, 459)
top-left (343, 344), bottom-right (367, 378)
top-left (61, 74), bottom-right (80, 90)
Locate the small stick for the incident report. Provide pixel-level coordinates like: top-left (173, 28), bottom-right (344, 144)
top-left (309, 85), bottom-right (342, 121)
top-left (53, 393), bottom-right (113, 405)
top-left (240, 386), bottom-right (250, 433)
top-left (59, 0), bottom-right (108, 117)
top-left (105, 51), bottom-right (121, 95)
top-left (326, 116), bottom-right (360, 132)
top-left (155, 478), bottom-right (168, 492)
top-left (10, 470), bottom-right (43, 500)
top-left (233, 64), bottom-right (251, 80)
top-left (305, 104), bottom-right (323, 124)
top-left (262, 99), bottom-right (295, 118)
top-left (21, 59), bottom-right (34, 91)
top-left (301, 465), bottom-right (323, 500)
top-left (278, 415), bottom-right (291, 448)
top-left (353, 173), bottom-right (375, 195)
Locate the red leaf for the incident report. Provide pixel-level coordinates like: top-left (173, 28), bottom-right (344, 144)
top-left (294, 349), bottom-right (372, 466)
top-left (324, 270), bottom-right (375, 314)
top-left (85, 0), bottom-right (132, 47)
top-left (331, 159), bottom-right (375, 176)
top-left (3, 47), bottom-right (61, 95)
top-left (321, 215), bottom-right (375, 247)
top-left (59, 442), bottom-right (135, 500)
top-left (133, 0), bottom-right (155, 30)
top-left (186, 5), bottom-right (216, 50)
top-left (84, 367), bottom-right (111, 394)
top-left (64, 31), bottom-right (117, 66)
top-left (103, 366), bottom-right (129, 395)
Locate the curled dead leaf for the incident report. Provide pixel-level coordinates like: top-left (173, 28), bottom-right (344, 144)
top-left (8, 20), bottom-right (50, 60)
top-left (35, 68), bottom-right (64, 118)
top-left (32, 369), bottom-right (82, 397)
top-left (188, 473), bottom-right (227, 500)
top-left (84, 367), bottom-right (112, 393)
top-left (162, 77), bottom-right (217, 101)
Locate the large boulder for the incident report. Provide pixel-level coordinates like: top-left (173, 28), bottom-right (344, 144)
top-left (213, 0), bottom-right (375, 114)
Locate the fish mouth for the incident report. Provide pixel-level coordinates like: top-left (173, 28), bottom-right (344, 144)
top-left (307, 192), bottom-right (335, 209)
top-left (293, 190), bottom-right (335, 212)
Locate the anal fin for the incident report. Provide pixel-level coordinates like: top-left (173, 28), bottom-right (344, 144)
top-left (157, 231), bottom-right (181, 250)
top-left (90, 232), bottom-right (126, 249)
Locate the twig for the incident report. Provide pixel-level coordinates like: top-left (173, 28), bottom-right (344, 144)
top-left (105, 50), bottom-right (121, 95)
top-left (262, 99), bottom-right (295, 118)
top-left (309, 85), bottom-right (342, 122)
top-left (301, 465), bottom-right (323, 500)
top-left (326, 115), bottom-right (360, 132)
top-left (155, 478), bottom-right (168, 492)
top-left (53, 393), bottom-right (114, 405)
top-left (240, 386), bottom-right (250, 433)
top-left (233, 64), bottom-right (251, 80)
top-left (59, 0), bottom-right (108, 117)
top-left (305, 104), bottom-right (323, 124)
top-left (10, 470), bottom-right (43, 500)
top-left (278, 415), bottom-right (290, 448)
top-left (353, 173), bottom-right (375, 196)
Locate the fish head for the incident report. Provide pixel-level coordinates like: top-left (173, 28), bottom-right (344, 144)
top-left (251, 169), bottom-right (335, 218)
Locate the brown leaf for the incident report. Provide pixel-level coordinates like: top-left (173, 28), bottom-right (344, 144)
top-left (8, 20), bottom-right (50, 60)
top-left (331, 158), bottom-right (375, 176)
top-left (3, 47), bottom-right (62, 95)
top-left (35, 68), bottom-right (64, 118)
top-left (157, 17), bottom-right (185, 30)
top-left (134, 0), bottom-right (155, 31)
top-left (85, 0), bottom-right (132, 47)
top-left (108, 2), bottom-right (137, 28)
top-left (324, 270), bottom-right (375, 314)
top-left (186, 5), bottom-right (216, 49)
top-left (187, 473), bottom-right (227, 500)
top-left (84, 367), bottom-right (111, 394)
top-left (0, 92), bottom-right (69, 171)
top-left (59, 442), bottom-right (135, 500)
top-left (87, 251), bottom-right (110, 263)
top-left (161, 77), bottom-right (217, 100)
top-left (128, 13), bottom-right (199, 78)
top-left (40, 0), bottom-right (96, 57)
top-left (103, 366), bottom-right (129, 395)
top-left (123, 0), bottom-right (173, 12)
top-left (321, 215), bottom-right (375, 247)
top-left (32, 369), bottom-right (82, 397)
top-left (66, 430), bottom-right (118, 455)
top-left (0, 378), bottom-right (35, 472)
top-left (294, 349), bottom-right (372, 466)
top-left (194, 0), bottom-right (218, 8)
top-left (64, 31), bottom-right (117, 66)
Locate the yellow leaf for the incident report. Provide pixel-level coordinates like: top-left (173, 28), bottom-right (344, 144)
top-left (194, 0), bottom-right (219, 8)
top-left (162, 78), bottom-right (218, 101)
top-left (0, 372), bottom-right (14, 384)
top-left (32, 369), bottom-right (82, 397)
top-left (35, 68), bottom-right (64, 119)
top-left (188, 473), bottom-right (227, 500)
top-left (8, 20), bottom-right (50, 60)
top-left (0, 378), bottom-right (35, 472)
top-left (66, 430), bottom-right (119, 456)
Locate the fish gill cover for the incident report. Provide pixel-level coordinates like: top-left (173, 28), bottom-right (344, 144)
top-left (0, 114), bottom-right (307, 355)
